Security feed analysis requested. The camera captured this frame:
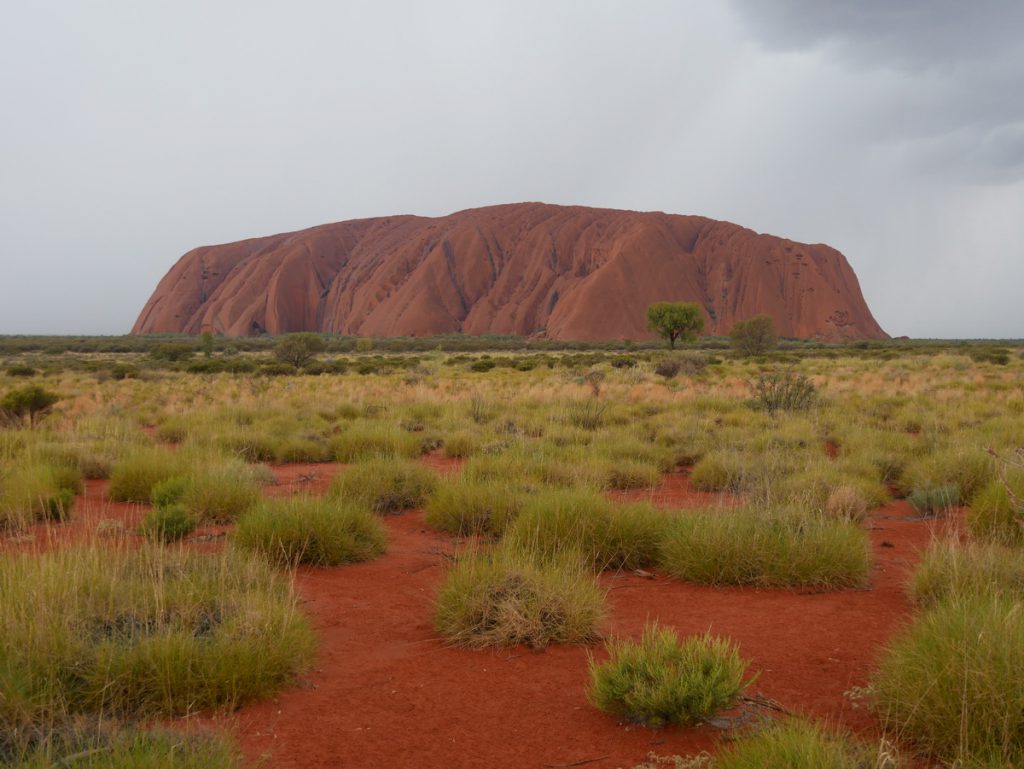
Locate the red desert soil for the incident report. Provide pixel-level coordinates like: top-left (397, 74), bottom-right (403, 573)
top-left (3, 467), bottom-right (947, 768)
top-left (132, 202), bottom-right (888, 342)
top-left (225, 480), bottom-right (941, 769)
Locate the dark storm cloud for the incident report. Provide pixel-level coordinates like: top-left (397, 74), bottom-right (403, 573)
top-left (730, 0), bottom-right (1024, 68)
top-left (731, 0), bottom-right (1024, 182)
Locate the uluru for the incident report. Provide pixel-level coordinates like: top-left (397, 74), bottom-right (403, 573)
top-left (132, 203), bottom-right (887, 341)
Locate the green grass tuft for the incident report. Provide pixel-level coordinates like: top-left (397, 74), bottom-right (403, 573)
top-left (107, 450), bottom-right (186, 503)
top-left (713, 719), bottom-right (894, 769)
top-left (435, 548), bottom-right (604, 648)
top-left (873, 593), bottom-right (1024, 767)
top-left (659, 507), bottom-right (871, 589)
top-left (0, 544), bottom-right (314, 729)
top-left (329, 459), bottom-right (438, 514)
top-left (504, 488), bottom-right (667, 571)
top-left (910, 538), bottom-right (1024, 608)
top-left (424, 477), bottom-right (524, 537)
top-left (233, 496), bottom-right (388, 566)
top-left (588, 623), bottom-right (753, 727)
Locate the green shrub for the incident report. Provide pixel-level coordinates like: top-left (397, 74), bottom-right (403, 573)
top-left (0, 385), bottom-right (60, 427)
top-left (329, 459), bottom-right (437, 513)
top-left (233, 496), bottom-right (387, 566)
top-left (749, 369), bottom-right (817, 414)
top-left (0, 545), bottom-right (314, 728)
top-left (713, 720), bottom-right (886, 769)
top-left (873, 594), bottom-right (1024, 766)
top-left (588, 623), bottom-right (752, 727)
top-left (968, 478), bottom-right (1024, 545)
top-left (139, 503), bottom-right (198, 542)
top-left (150, 475), bottom-right (190, 508)
top-left (424, 478), bottom-right (524, 537)
top-left (108, 450), bottom-right (185, 503)
top-left (659, 508), bottom-right (871, 589)
top-left (505, 489), bottom-right (667, 571)
top-left (730, 315), bottom-right (777, 357)
top-left (910, 539), bottom-right (1024, 608)
top-left (5, 365), bottom-right (36, 377)
top-left (435, 549), bottom-right (604, 648)
top-left (907, 483), bottom-right (960, 516)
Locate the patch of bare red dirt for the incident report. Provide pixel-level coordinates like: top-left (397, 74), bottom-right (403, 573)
top-left (222, 498), bottom-right (942, 769)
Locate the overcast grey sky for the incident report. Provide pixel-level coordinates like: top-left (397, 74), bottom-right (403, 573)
top-left (1, 1), bottom-right (1021, 338)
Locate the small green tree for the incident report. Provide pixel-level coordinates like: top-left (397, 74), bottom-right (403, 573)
top-left (0, 385), bottom-right (60, 427)
top-left (274, 333), bottom-right (326, 368)
top-left (200, 331), bottom-right (215, 358)
top-left (730, 315), bottom-right (777, 357)
top-left (646, 302), bottom-right (704, 350)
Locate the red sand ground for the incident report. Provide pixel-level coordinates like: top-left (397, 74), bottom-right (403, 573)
top-left (227, 474), bottom-right (943, 769)
top-left (3, 464), bottom-right (949, 768)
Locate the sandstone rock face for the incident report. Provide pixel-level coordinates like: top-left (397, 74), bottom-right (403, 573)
top-left (132, 203), bottom-right (887, 341)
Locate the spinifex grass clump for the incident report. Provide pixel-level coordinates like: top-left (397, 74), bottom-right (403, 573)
top-left (329, 459), bottom-right (438, 513)
top-left (968, 475), bottom-right (1024, 545)
top-left (8, 723), bottom-right (243, 769)
top-left (180, 460), bottom-right (262, 523)
top-left (424, 477), bottom-right (524, 537)
top-left (233, 496), bottom-right (387, 566)
top-left (910, 539), bottom-right (1024, 608)
top-left (107, 449), bottom-right (186, 503)
top-left (900, 447), bottom-right (994, 503)
top-left (689, 450), bottom-right (749, 493)
top-left (872, 594), bottom-right (1024, 767)
top-left (659, 507), bottom-right (871, 589)
top-left (588, 623), bottom-right (753, 727)
top-left (435, 548), bottom-right (604, 648)
top-left (329, 420), bottom-right (424, 462)
top-left (0, 544), bottom-right (314, 731)
top-left (906, 484), bottom-right (960, 516)
top-left (504, 488), bottom-right (667, 571)
top-left (713, 719), bottom-right (895, 769)
top-left (0, 461), bottom-right (80, 530)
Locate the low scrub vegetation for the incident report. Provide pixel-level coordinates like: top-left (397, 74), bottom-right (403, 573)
top-left (910, 539), bottom-right (1024, 608)
top-left (588, 623), bottom-right (752, 727)
top-left (504, 489), bottom-right (667, 571)
top-left (659, 507), bottom-right (871, 589)
top-left (107, 449), bottom-right (187, 503)
top-left (424, 477), bottom-right (524, 536)
top-left (0, 544), bottom-right (314, 731)
top-left (873, 594), bottom-right (1024, 767)
top-left (7, 724), bottom-right (243, 769)
top-left (233, 496), bottom-right (388, 566)
top-left (712, 720), bottom-right (897, 769)
top-left (329, 459), bottom-right (438, 513)
top-left (435, 548), bottom-right (604, 648)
